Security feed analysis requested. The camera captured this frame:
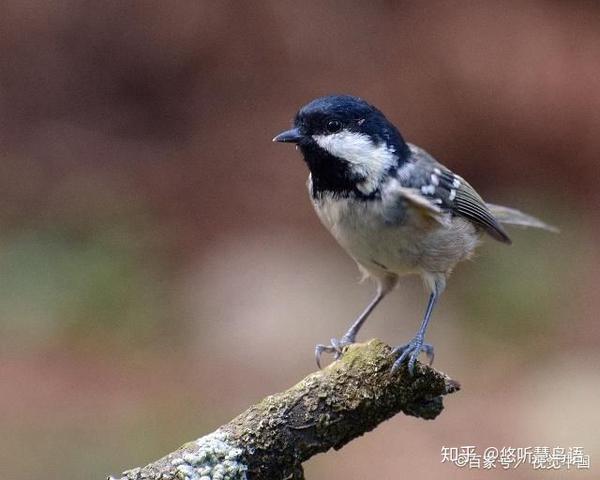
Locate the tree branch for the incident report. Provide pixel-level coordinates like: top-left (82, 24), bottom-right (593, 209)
top-left (109, 339), bottom-right (459, 480)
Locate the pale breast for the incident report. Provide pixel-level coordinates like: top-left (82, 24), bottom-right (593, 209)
top-left (311, 192), bottom-right (417, 275)
top-left (310, 186), bottom-right (480, 279)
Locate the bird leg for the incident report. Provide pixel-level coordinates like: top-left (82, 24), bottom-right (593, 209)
top-left (315, 287), bottom-right (388, 368)
top-left (392, 290), bottom-right (438, 375)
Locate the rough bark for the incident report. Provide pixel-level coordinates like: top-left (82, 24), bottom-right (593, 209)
top-left (110, 339), bottom-right (459, 480)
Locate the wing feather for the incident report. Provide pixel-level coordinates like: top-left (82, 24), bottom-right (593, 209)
top-left (404, 145), bottom-right (512, 244)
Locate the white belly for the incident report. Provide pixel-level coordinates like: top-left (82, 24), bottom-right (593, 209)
top-left (311, 192), bottom-right (479, 279)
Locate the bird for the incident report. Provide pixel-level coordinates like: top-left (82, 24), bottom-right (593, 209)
top-left (273, 94), bottom-right (556, 375)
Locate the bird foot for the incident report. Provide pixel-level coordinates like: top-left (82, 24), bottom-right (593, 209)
top-left (315, 336), bottom-right (354, 369)
top-left (391, 336), bottom-right (434, 375)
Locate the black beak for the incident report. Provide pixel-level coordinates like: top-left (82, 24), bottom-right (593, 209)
top-left (272, 127), bottom-right (303, 143)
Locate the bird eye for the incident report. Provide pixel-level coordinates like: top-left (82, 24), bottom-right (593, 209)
top-left (326, 120), bottom-right (342, 133)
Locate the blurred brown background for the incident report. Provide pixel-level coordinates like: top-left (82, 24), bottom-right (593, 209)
top-left (0, 1), bottom-right (598, 479)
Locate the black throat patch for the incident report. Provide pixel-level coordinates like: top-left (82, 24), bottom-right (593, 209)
top-left (299, 141), bottom-right (379, 200)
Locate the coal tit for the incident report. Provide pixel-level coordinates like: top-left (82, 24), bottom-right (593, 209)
top-left (273, 95), bottom-right (555, 374)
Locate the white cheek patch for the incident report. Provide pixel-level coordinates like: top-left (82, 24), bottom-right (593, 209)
top-left (312, 130), bottom-right (398, 194)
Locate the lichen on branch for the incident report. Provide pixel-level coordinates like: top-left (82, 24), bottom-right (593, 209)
top-left (110, 339), bottom-right (459, 480)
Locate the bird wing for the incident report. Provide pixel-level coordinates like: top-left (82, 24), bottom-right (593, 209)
top-left (400, 145), bottom-right (512, 244)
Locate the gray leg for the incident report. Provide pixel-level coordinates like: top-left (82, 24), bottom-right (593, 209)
top-left (315, 282), bottom-right (391, 368)
top-left (341, 288), bottom-right (387, 343)
top-left (391, 288), bottom-right (439, 375)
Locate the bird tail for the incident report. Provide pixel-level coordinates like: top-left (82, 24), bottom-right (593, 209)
top-left (486, 203), bottom-right (559, 232)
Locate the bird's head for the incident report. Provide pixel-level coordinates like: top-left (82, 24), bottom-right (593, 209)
top-left (273, 95), bottom-right (409, 197)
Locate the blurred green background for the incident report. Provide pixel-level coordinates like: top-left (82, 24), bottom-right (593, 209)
top-left (0, 1), bottom-right (598, 479)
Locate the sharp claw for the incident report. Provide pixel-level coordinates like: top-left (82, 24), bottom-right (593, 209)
top-left (391, 338), bottom-right (435, 376)
top-left (408, 355), bottom-right (417, 375)
top-left (315, 349), bottom-right (322, 369)
top-left (315, 344), bottom-right (328, 369)
top-left (391, 347), bottom-right (408, 373)
top-left (397, 348), bottom-right (410, 365)
top-left (330, 338), bottom-right (341, 359)
top-left (314, 336), bottom-right (354, 368)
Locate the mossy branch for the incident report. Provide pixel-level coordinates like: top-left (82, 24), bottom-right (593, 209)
top-left (109, 339), bottom-right (459, 480)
